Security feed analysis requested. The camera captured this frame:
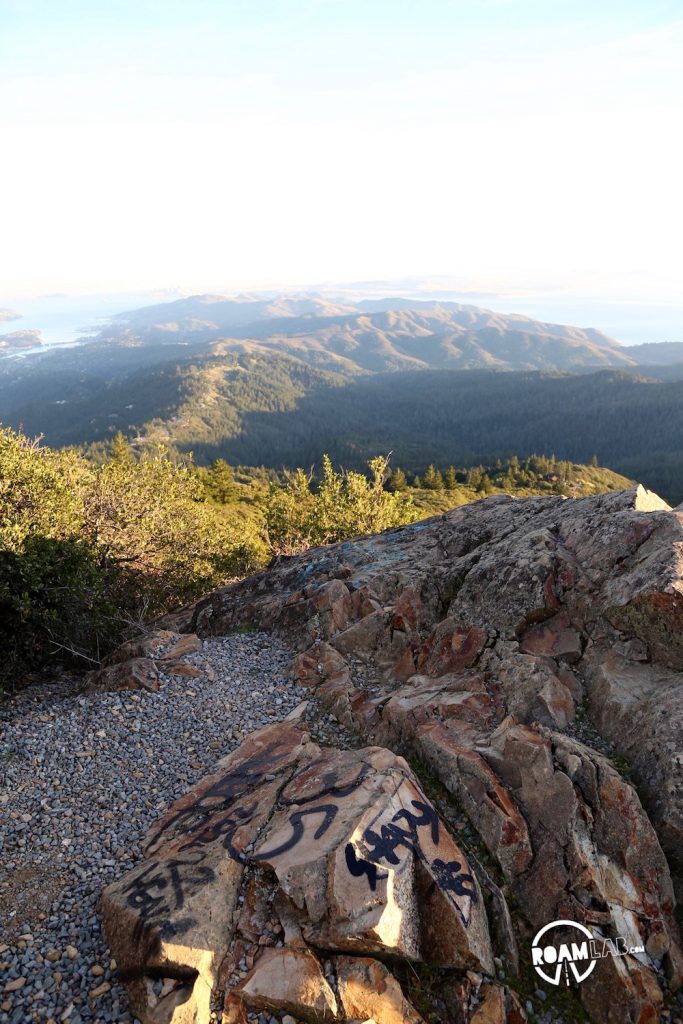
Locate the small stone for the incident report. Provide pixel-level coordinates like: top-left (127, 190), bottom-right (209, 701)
top-left (65, 945), bottom-right (78, 960)
top-left (4, 977), bottom-right (27, 993)
top-left (89, 981), bottom-right (111, 998)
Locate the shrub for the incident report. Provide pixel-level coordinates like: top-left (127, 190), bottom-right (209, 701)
top-left (0, 429), bottom-right (89, 550)
top-left (0, 427), bottom-right (267, 690)
top-left (84, 445), bottom-right (265, 613)
top-left (0, 537), bottom-right (117, 682)
top-left (266, 454), bottom-right (417, 554)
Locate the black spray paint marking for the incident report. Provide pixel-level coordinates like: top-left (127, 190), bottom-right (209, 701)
top-left (123, 852), bottom-right (215, 937)
top-left (354, 782), bottom-right (476, 928)
top-left (344, 841), bottom-right (388, 892)
top-left (252, 804), bottom-right (339, 860)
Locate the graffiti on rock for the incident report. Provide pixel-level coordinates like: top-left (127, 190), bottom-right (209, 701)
top-left (349, 783), bottom-right (476, 927)
top-left (126, 750), bottom-right (475, 940)
top-left (344, 840), bottom-right (388, 892)
top-left (123, 851), bottom-right (215, 938)
top-left (253, 804), bottom-right (340, 860)
top-left (253, 766), bottom-right (476, 928)
top-left (151, 739), bottom-right (288, 850)
top-left (359, 798), bottom-right (440, 865)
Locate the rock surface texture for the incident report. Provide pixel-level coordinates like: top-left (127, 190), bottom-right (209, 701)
top-left (103, 486), bottom-right (683, 1024)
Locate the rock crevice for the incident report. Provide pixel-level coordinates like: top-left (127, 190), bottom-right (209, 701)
top-left (106, 488), bottom-right (683, 1023)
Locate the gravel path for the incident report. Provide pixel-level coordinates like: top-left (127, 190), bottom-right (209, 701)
top-left (0, 633), bottom-right (307, 1024)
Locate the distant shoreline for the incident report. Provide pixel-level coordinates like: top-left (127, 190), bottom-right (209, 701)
top-left (1, 290), bottom-right (681, 353)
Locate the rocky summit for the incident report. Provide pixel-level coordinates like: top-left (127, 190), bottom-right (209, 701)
top-left (100, 485), bottom-right (683, 1024)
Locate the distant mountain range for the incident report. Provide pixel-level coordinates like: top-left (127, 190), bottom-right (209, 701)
top-left (91, 293), bottom-right (679, 373)
top-left (2, 292), bottom-right (683, 501)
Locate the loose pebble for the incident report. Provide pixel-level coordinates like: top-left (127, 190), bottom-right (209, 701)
top-left (0, 633), bottom-right (306, 1023)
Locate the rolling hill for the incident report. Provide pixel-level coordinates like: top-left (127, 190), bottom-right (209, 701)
top-left (623, 340), bottom-right (683, 365)
top-left (91, 294), bottom-right (636, 373)
top-left (2, 293), bottom-right (683, 502)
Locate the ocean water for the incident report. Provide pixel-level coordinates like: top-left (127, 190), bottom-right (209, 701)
top-left (0, 298), bottom-right (122, 348)
top-left (0, 290), bottom-right (181, 357)
top-left (422, 293), bottom-right (683, 347)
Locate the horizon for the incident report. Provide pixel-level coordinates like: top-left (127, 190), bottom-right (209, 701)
top-left (2, 279), bottom-right (683, 349)
top-left (2, 8), bottom-right (683, 1023)
top-left (1, 1), bottom-right (682, 312)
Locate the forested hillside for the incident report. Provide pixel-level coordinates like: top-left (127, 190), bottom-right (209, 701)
top-left (0, 425), bottom-right (631, 691)
top-left (2, 295), bottom-right (683, 501)
top-left (3, 353), bottom-right (683, 500)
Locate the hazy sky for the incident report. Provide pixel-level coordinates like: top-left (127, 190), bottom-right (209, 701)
top-left (1, 1), bottom-right (682, 301)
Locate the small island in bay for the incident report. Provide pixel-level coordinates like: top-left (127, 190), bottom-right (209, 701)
top-left (0, 328), bottom-right (43, 352)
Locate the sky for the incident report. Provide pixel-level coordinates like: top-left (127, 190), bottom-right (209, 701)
top-left (1, 0), bottom-right (682, 311)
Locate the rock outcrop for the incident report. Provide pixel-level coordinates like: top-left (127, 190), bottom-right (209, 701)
top-left (102, 718), bottom-right (495, 1023)
top-left (106, 487), bottom-right (683, 1023)
top-left (84, 631), bottom-right (205, 692)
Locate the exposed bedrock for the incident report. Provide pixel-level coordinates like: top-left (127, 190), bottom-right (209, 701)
top-left (184, 486), bottom-right (683, 883)
top-left (102, 719), bottom-right (503, 1023)
top-left (105, 487), bottom-right (683, 1022)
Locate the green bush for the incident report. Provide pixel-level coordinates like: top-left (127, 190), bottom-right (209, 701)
top-left (0, 427), bottom-right (267, 690)
top-left (84, 443), bottom-right (265, 613)
top-left (0, 536), bottom-right (117, 682)
top-left (0, 434), bottom-right (416, 687)
top-left (0, 429), bottom-right (88, 550)
top-left (265, 454), bottom-right (418, 554)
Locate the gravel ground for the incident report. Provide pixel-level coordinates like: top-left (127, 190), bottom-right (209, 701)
top-left (4, 636), bottom-right (679, 1024)
top-left (0, 633), bottom-right (308, 1024)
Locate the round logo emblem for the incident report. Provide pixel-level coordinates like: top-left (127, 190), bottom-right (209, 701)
top-left (531, 919), bottom-right (596, 986)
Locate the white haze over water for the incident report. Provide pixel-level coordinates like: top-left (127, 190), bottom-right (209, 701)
top-left (2, 4), bottom-right (681, 314)
top-left (0, 291), bottom-right (182, 351)
top-left (438, 295), bottom-right (683, 347)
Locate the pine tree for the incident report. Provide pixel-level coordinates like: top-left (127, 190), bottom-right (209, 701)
top-left (110, 431), bottom-right (133, 464)
top-left (423, 464), bottom-right (444, 490)
top-left (412, 474), bottom-right (422, 488)
top-left (444, 466), bottom-right (458, 490)
top-left (467, 466), bottom-right (483, 489)
top-left (206, 458), bottom-right (238, 503)
top-left (388, 467), bottom-right (408, 492)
